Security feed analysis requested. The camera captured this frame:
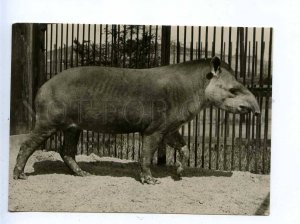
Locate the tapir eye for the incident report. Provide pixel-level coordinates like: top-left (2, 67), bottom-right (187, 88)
top-left (229, 88), bottom-right (239, 95)
top-left (206, 72), bottom-right (214, 80)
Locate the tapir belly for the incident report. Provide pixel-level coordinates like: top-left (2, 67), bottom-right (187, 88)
top-left (43, 93), bottom-right (169, 134)
top-left (74, 100), bottom-right (158, 133)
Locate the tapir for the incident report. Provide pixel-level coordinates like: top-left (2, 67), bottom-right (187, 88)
top-left (13, 56), bottom-right (260, 184)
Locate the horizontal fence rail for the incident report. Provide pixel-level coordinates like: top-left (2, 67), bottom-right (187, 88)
top-left (42, 24), bottom-right (272, 174)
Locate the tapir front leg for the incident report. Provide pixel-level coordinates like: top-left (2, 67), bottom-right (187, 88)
top-left (140, 132), bottom-right (163, 184)
top-left (164, 130), bottom-right (189, 177)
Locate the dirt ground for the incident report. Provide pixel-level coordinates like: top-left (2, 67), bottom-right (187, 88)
top-left (8, 135), bottom-right (270, 215)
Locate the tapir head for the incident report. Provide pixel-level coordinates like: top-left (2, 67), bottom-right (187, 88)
top-left (204, 57), bottom-right (260, 115)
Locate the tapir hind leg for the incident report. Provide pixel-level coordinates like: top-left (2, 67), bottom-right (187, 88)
top-left (164, 130), bottom-right (189, 177)
top-left (13, 123), bottom-right (57, 180)
top-left (140, 132), bottom-right (163, 184)
top-left (59, 128), bottom-right (91, 176)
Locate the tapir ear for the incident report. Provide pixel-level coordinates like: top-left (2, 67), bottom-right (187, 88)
top-left (211, 56), bottom-right (221, 72)
top-left (206, 72), bottom-right (214, 80)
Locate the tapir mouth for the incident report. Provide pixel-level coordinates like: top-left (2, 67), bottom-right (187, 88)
top-left (238, 105), bottom-right (260, 115)
top-left (238, 105), bottom-right (252, 113)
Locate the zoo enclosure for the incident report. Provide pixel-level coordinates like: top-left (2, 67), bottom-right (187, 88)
top-left (11, 24), bottom-right (272, 174)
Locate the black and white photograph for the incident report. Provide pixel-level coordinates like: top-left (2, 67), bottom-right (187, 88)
top-left (2, 0), bottom-right (300, 224)
top-left (8, 23), bottom-right (271, 215)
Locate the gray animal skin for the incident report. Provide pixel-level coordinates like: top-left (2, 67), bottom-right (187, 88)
top-left (13, 57), bottom-right (260, 184)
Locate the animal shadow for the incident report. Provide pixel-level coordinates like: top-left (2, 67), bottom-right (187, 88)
top-left (28, 159), bottom-right (233, 181)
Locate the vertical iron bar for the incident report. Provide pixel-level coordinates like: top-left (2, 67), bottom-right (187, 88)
top-left (123, 25), bottom-right (127, 67)
top-left (120, 134), bottom-right (123, 159)
top-left (102, 133), bottom-right (106, 156)
top-left (194, 114), bottom-right (198, 167)
top-left (55, 24), bottom-right (58, 75)
top-left (183, 26), bottom-right (186, 62)
top-left (45, 25), bottom-right (48, 80)
top-left (264, 28), bottom-right (272, 173)
top-left (60, 24), bottom-right (63, 72)
top-left (93, 24), bottom-right (96, 64)
top-left (190, 26), bottom-right (194, 60)
top-left (71, 24), bottom-right (74, 67)
top-left (268, 28), bottom-right (273, 89)
top-left (142, 25), bottom-right (146, 67)
top-left (136, 25), bottom-right (139, 68)
top-left (132, 133), bottom-right (135, 160)
top-left (176, 26), bottom-right (180, 63)
top-left (254, 41), bottom-right (258, 173)
top-left (220, 27), bottom-right (224, 60)
top-left (97, 132), bottom-right (100, 154)
top-left (50, 24), bottom-right (53, 149)
top-left (259, 28), bottom-right (265, 173)
top-left (138, 134), bottom-right (141, 160)
top-left (54, 24), bottom-right (58, 150)
top-left (114, 135), bottom-right (117, 157)
top-left (111, 25), bottom-right (115, 66)
top-left (208, 105), bottom-right (213, 169)
top-left (243, 27), bottom-right (248, 85)
top-left (181, 26), bottom-right (187, 136)
top-left (82, 24), bottom-right (85, 66)
top-left (117, 25), bottom-right (120, 66)
top-left (76, 24), bottom-right (79, 67)
top-left (208, 27), bottom-right (216, 169)
top-left (86, 24), bottom-right (90, 153)
top-left (99, 24), bottom-right (103, 64)
top-left (50, 24), bottom-right (53, 78)
top-left (260, 28), bottom-right (265, 88)
top-left (233, 27), bottom-right (239, 170)
top-left (247, 42), bottom-right (251, 79)
top-left (228, 27), bottom-right (232, 65)
top-left (129, 26), bottom-right (133, 67)
top-left (88, 24), bottom-right (90, 64)
top-left (108, 134), bottom-right (111, 156)
top-left (216, 109), bottom-right (220, 170)
top-left (251, 28), bottom-right (256, 88)
top-left (105, 24), bottom-right (108, 66)
top-left (187, 26), bottom-right (194, 166)
top-left (205, 26), bottom-right (208, 58)
top-left (201, 26), bottom-right (209, 168)
top-left (65, 24), bottom-right (69, 69)
top-left (127, 133), bottom-right (130, 159)
top-left (238, 28), bottom-right (244, 171)
top-left (228, 28), bottom-right (234, 170)
top-left (201, 109), bottom-right (206, 168)
top-left (198, 26), bottom-right (201, 59)
top-left (43, 25), bottom-right (48, 150)
top-left (148, 25), bottom-right (152, 67)
top-left (154, 26), bottom-right (158, 66)
top-left (224, 112), bottom-right (228, 170)
top-left (212, 26), bottom-right (216, 56)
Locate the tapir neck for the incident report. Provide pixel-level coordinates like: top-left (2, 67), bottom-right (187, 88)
top-left (162, 60), bottom-right (211, 119)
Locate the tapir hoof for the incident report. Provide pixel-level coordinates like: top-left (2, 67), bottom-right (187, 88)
top-left (13, 167), bottom-right (28, 180)
top-left (140, 173), bottom-right (161, 185)
top-left (74, 170), bottom-right (92, 177)
top-left (176, 166), bottom-right (184, 178)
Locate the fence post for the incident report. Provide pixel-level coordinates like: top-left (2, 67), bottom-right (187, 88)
top-left (157, 25), bottom-right (171, 165)
top-left (10, 23), bottom-right (46, 135)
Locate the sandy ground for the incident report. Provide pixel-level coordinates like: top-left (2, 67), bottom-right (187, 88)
top-left (8, 135), bottom-right (270, 215)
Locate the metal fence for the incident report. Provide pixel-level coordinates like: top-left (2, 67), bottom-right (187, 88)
top-left (42, 24), bottom-right (272, 174)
